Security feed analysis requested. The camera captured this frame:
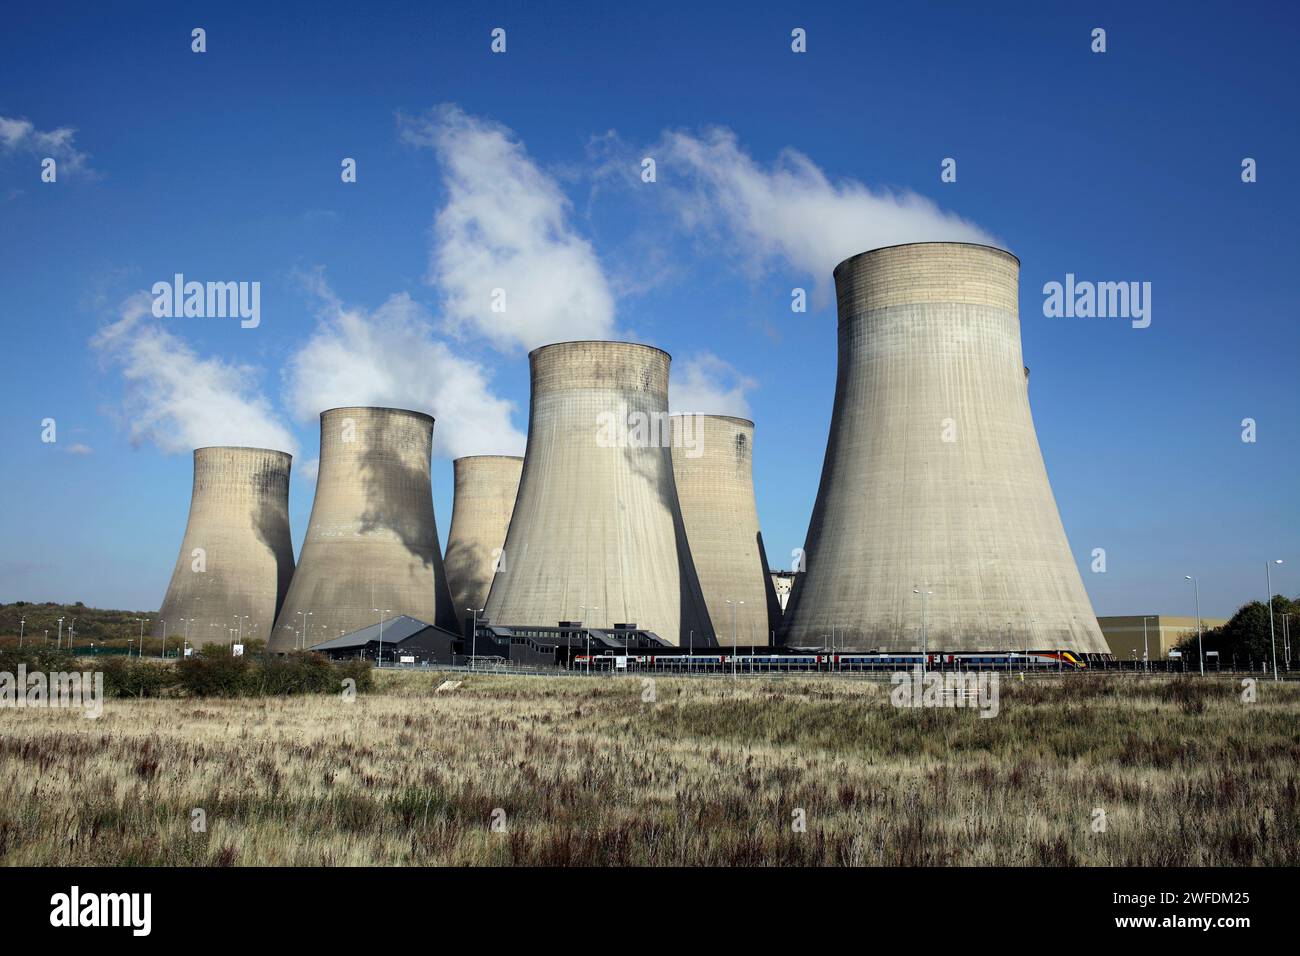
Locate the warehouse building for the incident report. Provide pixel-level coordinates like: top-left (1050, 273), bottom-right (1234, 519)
top-left (1097, 615), bottom-right (1229, 661)
top-left (309, 615), bottom-right (461, 665)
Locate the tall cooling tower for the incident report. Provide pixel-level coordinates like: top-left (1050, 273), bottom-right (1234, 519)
top-left (484, 341), bottom-right (714, 646)
top-left (781, 243), bottom-right (1108, 654)
top-left (270, 406), bottom-right (457, 652)
top-left (444, 455), bottom-right (523, 630)
top-left (155, 447), bottom-right (295, 647)
top-left (670, 415), bottom-right (782, 646)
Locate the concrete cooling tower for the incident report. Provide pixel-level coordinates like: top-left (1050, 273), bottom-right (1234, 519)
top-left (483, 341), bottom-right (714, 646)
top-left (444, 455), bottom-right (523, 631)
top-left (155, 447), bottom-right (295, 647)
top-left (670, 415), bottom-right (782, 646)
top-left (270, 407), bottom-right (458, 652)
top-left (781, 242), bottom-right (1108, 655)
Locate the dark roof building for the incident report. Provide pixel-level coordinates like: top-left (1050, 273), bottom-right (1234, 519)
top-left (309, 615), bottom-right (460, 665)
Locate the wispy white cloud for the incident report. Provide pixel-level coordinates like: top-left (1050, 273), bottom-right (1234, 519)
top-left (65, 443), bottom-right (94, 456)
top-left (668, 352), bottom-right (756, 418)
top-left (91, 293), bottom-right (297, 455)
top-left (657, 127), bottom-right (995, 294)
top-left (400, 104), bottom-right (616, 352)
top-left (284, 272), bottom-right (525, 459)
top-left (0, 114), bottom-right (94, 177)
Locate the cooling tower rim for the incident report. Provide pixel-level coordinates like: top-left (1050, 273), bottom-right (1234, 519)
top-left (452, 454), bottom-right (525, 464)
top-left (669, 413), bottom-right (754, 428)
top-left (192, 445), bottom-right (294, 461)
top-left (318, 405), bottom-right (435, 424)
top-left (527, 339), bottom-right (672, 362)
top-left (832, 241), bottom-right (1019, 277)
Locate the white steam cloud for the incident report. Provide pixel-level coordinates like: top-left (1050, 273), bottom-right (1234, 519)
top-left (659, 127), bottom-right (995, 291)
top-left (284, 275), bottom-right (525, 459)
top-left (400, 105), bottom-right (616, 352)
top-left (0, 115), bottom-right (94, 177)
top-left (669, 353), bottom-right (756, 418)
top-left (91, 293), bottom-right (297, 455)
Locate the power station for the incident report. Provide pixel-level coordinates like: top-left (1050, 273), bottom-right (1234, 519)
top-left (780, 242), bottom-right (1109, 654)
top-left (270, 406), bottom-right (458, 652)
top-left (155, 447), bottom-right (295, 647)
top-left (670, 415), bottom-right (781, 646)
top-left (149, 245), bottom-right (1113, 662)
top-left (444, 455), bottom-right (523, 631)
top-left (483, 341), bottom-right (714, 646)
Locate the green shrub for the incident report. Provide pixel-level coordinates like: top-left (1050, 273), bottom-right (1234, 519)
top-left (176, 653), bottom-right (251, 697)
top-left (335, 659), bottom-right (374, 693)
top-left (248, 653), bottom-right (338, 695)
top-left (97, 658), bottom-right (178, 698)
top-left (174, 650), bottom-right (372, 698)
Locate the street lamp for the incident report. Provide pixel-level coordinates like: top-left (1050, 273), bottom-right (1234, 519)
top-left (372, 608), bottom-right (391, 666)
top-left (1142, 615), bottom-right (1155, 672)
top-left (467, 608), bottom-right (483, 670)
top-left (136, 618), bottom-right (146, 659)
top-left (1184, 576), bottom-right (1204, 677)
top-left (913, 588), bottom-right (932, 675)
top-left (296, 611), bottom-right (312, 650)
top-left (725, 600), bottom-right (745, 677)
top-left (579, 605), bottom-right (598, 674)
top-left (57, 616), bottom-right (65, 650)
top-left (18, 617), bottom-right (25, 649)
top-left (1266, 560), bottom-right (1283, 682)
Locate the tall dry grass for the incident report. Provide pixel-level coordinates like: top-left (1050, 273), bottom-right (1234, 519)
top-left (1, 672), bottom-right (1296, 865)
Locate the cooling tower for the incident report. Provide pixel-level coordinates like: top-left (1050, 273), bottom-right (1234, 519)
top-left (670, 415), bottom-right (782, 646)
top-left (781, 243), bottom-right (1108, 654)
top-left (483, 341), bottom-right (714, 646)
top-left (270, 406), bottom-right (458, 652)
top-left (155, 447), bottom-right (295, 647)
top-left (444, 455), bottom-right (523, 630)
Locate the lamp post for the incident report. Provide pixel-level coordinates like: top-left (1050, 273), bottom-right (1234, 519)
top-left (296, 611), bottom-right (312, 650)
top-left (579, 605), bottom-right (598, 675)
top-left (913, 588), bottom-right (932, 675)
top-left (1183, 577), bottom-right (1204, 676)
top-left (136, 618), bottom-right (146, 659)
top-left (467, 608), bottom-right (483, 670)
top-left (18, 617), bottom-right (25, 649)
top-left (726, 600), bottom-right (745, 677)
top-left (373, 608), bottom-right (391, 666)
top-left (57, 616), bottom-right (65, 650)
top-left (1266, 560), bottom-right (1283, 682)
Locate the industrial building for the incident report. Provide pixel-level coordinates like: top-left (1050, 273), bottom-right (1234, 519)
top-left (308, 615), bottom-right (460, 665)
top-left (443, 455), bottom-right (523, 633)
top-left (670, 415), bottom-right (782, 645)
top-left (781, 243), bottom-right (1110, 655)
top-left (483, 341), bottom-right (715, 647)
top-left (770, 571), bottom-right (798, 613)
top-left (155, 446), bottom-right (295, 647)
top-left (271, 406), bottom-right (459, 652)
top-left (1097, 615), bottom-right (1228, 662)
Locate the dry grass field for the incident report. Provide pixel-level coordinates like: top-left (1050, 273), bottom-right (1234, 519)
top-left (1, 671), bottom-right (1297, 866)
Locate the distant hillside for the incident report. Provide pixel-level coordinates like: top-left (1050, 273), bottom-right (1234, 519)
top-left (0, 601), bottom-right (158, 645)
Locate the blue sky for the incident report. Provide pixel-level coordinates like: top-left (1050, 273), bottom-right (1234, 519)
top-left (1, 0), bottom-right (1296, 618)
